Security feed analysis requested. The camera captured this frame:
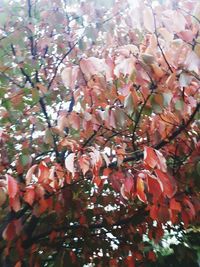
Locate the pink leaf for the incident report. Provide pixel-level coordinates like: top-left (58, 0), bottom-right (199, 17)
top-left (144, 146), bottom-right (157, 169)
top-left (155, 169), bottom-right (176, 198)
top-left (25, 164), bottom-right (38, 185)
top-left (38, 162), bottom-right (49, 183)
top-left (24, 186), bottom-right (35, 206)
top-left (143, 7), bottom-right (154, 33)
top-left (7, 175), bottom-right (18, 198)
top-left (124, 176), bottom-right (134, 194)
top-left (9, 195), bottom-right (21, 212)
top-left (79, 155), bottom-right (90, 175)
top-left (65, 153), bottom-right (76, 175)
top-left (61, 66), bottom-right (79, 88)
top-left (80, 57), bottom-right (108, 81)
top-left (155, 150), bottom-right (167, 172)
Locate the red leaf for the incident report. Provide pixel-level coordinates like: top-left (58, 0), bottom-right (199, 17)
top-left (147, 175), bottom-right (163, 201)
top-left (182, 211), bottom-right (189, 228)
top-left (144, 146), bottom-right (157, 169)
top-left (9, 195), bottom-right (21, 212)
top-left (39, 198), bottom-right (49, 214)
top-left (124, 176), bottom-right (134, 194)
top-left (15, 261), bottom-right (22, 267)
top-left (79, 215), bottom-right (87, 225)
top-left (148, 251), bottom-right (156, 262)
top-left (155, 169), bottom-right (176, 198)
top-left (170, 198), bottom-right (181, 212)
top-left (150, 205), bottom-right (159, 220)
top-left (109, 259), bottom-right (118, 267)
top-left (25, 164), bottom-right (37, 185)
top-left (136, 177), bottom-right (147, 202)
top-left (24, 186), bottom-right (35, 206)
top-left (155, 150), bottom-right (167, 172)
top-left (93, 175), bottom-right (102, 187)
top-left (158, 206), bottom-right (170, 223)
top-left (79, 155), bottom-right (90, 175)
top-left (2, 221), bottom-right (16, 241)
top-left (38, 162), bottom-right (49, 183)
top-left (144, 147), bottom-right (167, 172)
top-left (184, 198), bottom-right (195, 220)
top-left (7, 175), bottom-right (18, 198)
top-left (126, 255), bottom-right (135, 267)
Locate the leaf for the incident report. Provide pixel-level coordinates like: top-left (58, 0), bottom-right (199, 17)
top-left (175, 99), bottom-right (184, 111)
top-left (124, 92), bottom-right (134, 115)
top-left (144, 146), bottom-right (157, 169)
top-left (2, 222), bottom-right (16, 241)
top-left (109, 109), bottom-right (116, 128)
top-left (9, 195), bottom-right (21, 212)
top-left (7, 175), bottom-right (18, 199)
top-left (151, 64), bottom-right (165, 78)
top-left (155, 150), bottom-right (167, 172)
top-left (126, 255), bottom-right (135, 267)
top-left (155, 169), bottom-right (176, 198)
top-left (61, 67), bottom-right (72, 88)
top-left (141, 53), bottom-right (155, 65)
top-left (147, 175), bottom-right (163, 201)
top-left (150, 205), bottom-right (159, 220)
top-left (185, 51), bottom-right (200, 74)
top-left (143, 6), bottom-right (154, 33)
top-left (163, 92), bottom-right (172, 107)
top-left (114, 57), bottom-right (135, 77)
top-left (158, 27), bottom-right (174, 43)
top-left (79, 155), bottom-right (90, 175)
top-left (65, 153), bottom-right (76, 175)
top-left (184, 198), bottom-right (195, 219)
top-left (39, 198), bottom-right (49, 214)
top-left (38, 162), bottom-right (49, 183)
top-left (61, 66), bottom-right (79, 88)
top-left (0, 187), bottom-right (7, 206)
top-left (93, 175), bottom-right (102, 187)
top-left (14, 261), bottom-right (22, 267)
top-left (25, 164), bottom-right (38, 185)
top-left (36, 83), bottom-right (48, 94)
top-left (148, 251), bottom-right (156, 262)
top-left (80, 57), bottom-right (107, 81)
top-left (170, 198), bottom-right (181, 212)
top-left (44, 128), bottom-right (54, 145)
top-left (124, 176), bottom-right (134, 194)
top-left (173, 11), bottom-right (187, 32)
top-left (158, 205), bottom-right (170, 223)
top-left (136, 177), bottom-right (147, 202)
top-left (24, 186), bottom-right (35, 206)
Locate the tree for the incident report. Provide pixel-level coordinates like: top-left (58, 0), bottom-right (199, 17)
top-left (0, 0), bottom-right (199, 266)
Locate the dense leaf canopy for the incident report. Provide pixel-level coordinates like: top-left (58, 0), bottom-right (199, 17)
top-left (0, 0), bottom-right (199, 266)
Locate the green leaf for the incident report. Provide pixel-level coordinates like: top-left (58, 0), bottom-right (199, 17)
top-left (19, 154), bottom-right (30, 166)
top-left (124, 92), bottom-right (134, 116)
top-left (175, 100), bottom-right (184, 111)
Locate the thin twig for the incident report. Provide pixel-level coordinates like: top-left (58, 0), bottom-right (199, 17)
top-left (149, 5), bottom-right (173, 73)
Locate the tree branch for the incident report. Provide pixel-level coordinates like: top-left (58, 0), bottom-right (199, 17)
top-left (109, 102), bottom-right (199, 167)
top-left (149, 5), bottom-right (173, 73)
top-left (132, 92), bottom-right (152, 150)
top-left (22, 207), bottom-right (147, 248)
top-left (47, 40), bottom-right (81, 90)
top-left (1, 99), bottom-right (198, 243)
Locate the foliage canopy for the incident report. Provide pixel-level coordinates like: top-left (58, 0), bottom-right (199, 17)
top-left (0, 0), bottom-right (199, 266)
